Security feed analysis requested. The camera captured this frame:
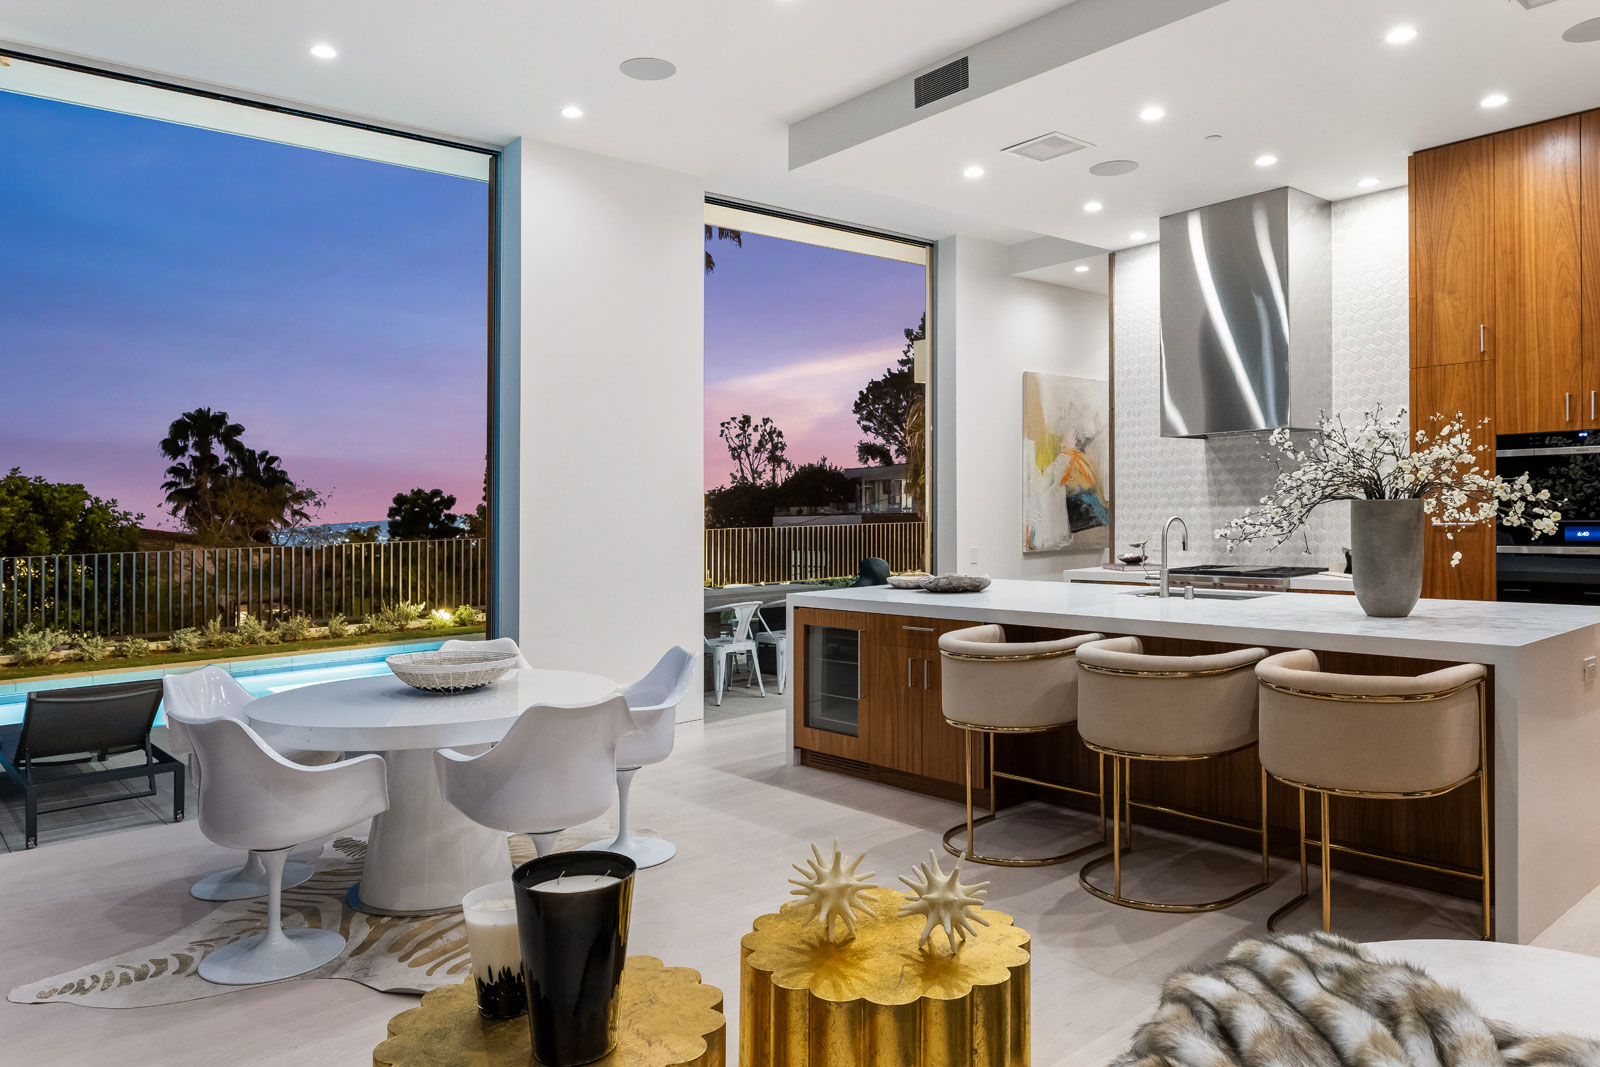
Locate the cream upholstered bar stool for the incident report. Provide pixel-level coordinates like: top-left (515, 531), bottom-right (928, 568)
top-left (1075, 636), bottom-right (1272, 912)
top-left (1256, 650), bottom-right (1491, 939)
top-left (937, 624), bottom-right (1106, 867)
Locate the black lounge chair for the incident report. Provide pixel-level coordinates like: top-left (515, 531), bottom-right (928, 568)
top-left (0, 679), bottom-right (184, 848)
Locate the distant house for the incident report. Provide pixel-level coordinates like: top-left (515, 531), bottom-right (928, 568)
top-left (772, 464), bottom-right (917, 526)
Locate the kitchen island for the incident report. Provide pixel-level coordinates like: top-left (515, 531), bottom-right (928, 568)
top-left (784, 579), bottom-right (1600, 943)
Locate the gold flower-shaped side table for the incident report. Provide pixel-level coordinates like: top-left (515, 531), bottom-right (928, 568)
top-left (740, 887), bottom-right (1030, 1067)
top-left (373, 956), bottom-right (725, 1067)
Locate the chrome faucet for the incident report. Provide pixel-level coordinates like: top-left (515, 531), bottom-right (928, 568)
top-left (1159, 516), bottom-right (1189, 599)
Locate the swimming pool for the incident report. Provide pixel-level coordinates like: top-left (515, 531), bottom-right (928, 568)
top-left (0, 638), bottom-right (450, 727)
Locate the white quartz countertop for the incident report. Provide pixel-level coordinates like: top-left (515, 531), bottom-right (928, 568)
top-left (790, 579), bottom-right (1600, 665)
top-left (1060, 565), bottom-right (1357, 593)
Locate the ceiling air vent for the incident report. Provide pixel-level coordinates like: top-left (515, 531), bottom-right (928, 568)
top-left (914, 57), bottom-right (969, 108)
top-left (1004, 132), bottom-right (1095, 163)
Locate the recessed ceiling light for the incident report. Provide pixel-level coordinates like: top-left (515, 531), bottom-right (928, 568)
top-left (1204, 134), bottom-right (1223, 142)
top-left (308, 43), bottom-right (338, 59)
top-left (963, 164), bottom-right (985, 179)
top-left (1083, 200), bottom-right (1104, 213)
top-left (620, 57), bottom-right (677, 81)
top-left (560, 105), bottom-right (584, 119)
top-left (1139, 105), bottom-right (1165, 122)
top-left (1129, 231), bottom-right (1148, 242)
top-left (1089, 159), bottom-right (1140, 177)
top-left (1481, 92), bottom-right (1509, 109)
top-left (1255, 154), bottom-right (1278, 167)
top-left (1358, 177), bottom-right (1381, 188)
top-left (1074, 265), bottom-right (1090, 273)
top-left (1385, 25), bottom-right (1417, 45)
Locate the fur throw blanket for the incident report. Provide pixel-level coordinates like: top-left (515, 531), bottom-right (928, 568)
top-left (1115, 932), bottom-right (1600, 1067)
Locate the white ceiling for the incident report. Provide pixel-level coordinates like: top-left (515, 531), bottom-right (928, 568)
top-left (4, 0), bottom-right (1600, 260)
top-left (795, 0), bottom-right (1600, 251)
top-left (0, 0), bottom-right (1073, 244)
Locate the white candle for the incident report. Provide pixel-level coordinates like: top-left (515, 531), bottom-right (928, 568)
top-left (461, 883), bottom-right (522, 989)
top-left (529, 873), bottom-right (620, 894)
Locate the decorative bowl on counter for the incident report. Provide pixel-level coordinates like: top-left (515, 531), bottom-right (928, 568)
top-left (386, 649), bottom-right (521, 693)
top-left (923, 573), bottom-right (992, 594)
top-left (887, 573), bottom-right (932, 590)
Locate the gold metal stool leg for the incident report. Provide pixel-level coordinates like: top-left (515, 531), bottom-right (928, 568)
top-left (1079, 750), bottom-right (1273, 914)
top-left (1268, 787), bottom-right (1311, 931)
top-left (1320, 791), bottom-right (1333, 932)
top-left (942, 726), bottom-right (1106, 867)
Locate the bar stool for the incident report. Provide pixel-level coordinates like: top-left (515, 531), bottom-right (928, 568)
top-left (1075, 637), bottom-right (1271, 912)
top-left (938, 625), bottom-right (1107, 866)
top-left (1256, 650), bottom-right (1491, 939)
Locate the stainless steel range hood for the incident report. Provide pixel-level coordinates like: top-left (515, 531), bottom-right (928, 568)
top-left (1159, 187), bottom-right (1331, 437)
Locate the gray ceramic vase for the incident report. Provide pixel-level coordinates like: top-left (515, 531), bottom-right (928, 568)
top-left (1350, 498), bottom-right (1424, 618)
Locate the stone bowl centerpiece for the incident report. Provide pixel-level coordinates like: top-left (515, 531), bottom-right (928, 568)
top-left (887, 573), bottom-right (932, 590)
top-left (923, 573), bottom-right (991, 594)
top-left (386, 649), bottom-right (521, 693)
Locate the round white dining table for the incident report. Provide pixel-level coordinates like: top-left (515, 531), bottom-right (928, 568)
top-left (248, 668), bottom-right (617, 915)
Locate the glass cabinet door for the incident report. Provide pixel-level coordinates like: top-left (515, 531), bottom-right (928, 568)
top-left (804, 625), bottom-right (860, 737)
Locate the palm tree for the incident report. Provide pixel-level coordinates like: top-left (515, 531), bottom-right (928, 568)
top-left (159, 407), bottom-right (245, 528)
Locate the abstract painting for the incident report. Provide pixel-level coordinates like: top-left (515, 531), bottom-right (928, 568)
top-left (1022, 371), bottom-right (1111, 553)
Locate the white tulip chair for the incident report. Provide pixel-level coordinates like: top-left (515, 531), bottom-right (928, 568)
top-left (582, 647), bottom-right (694, 867)
top-left (177, 715), bottom-right (388, 984)
top-left (163, 666), bottom-right (342, 900)
top-left (435, 694), bottom-right (636, 859)
top-left (439, 637), bottom-right (532, 669)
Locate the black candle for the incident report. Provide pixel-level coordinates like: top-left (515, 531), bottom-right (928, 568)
top-left (511, 850), bottom-right (636, 1066)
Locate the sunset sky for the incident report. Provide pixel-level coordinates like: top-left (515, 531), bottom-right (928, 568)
top-left (0, 90), bottom-right (488, 528)
top-left (704, 232), bottom-right (926, 490)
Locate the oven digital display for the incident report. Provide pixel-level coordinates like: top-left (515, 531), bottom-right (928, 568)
top-left (1563, 525), bottom-right (1600, 543)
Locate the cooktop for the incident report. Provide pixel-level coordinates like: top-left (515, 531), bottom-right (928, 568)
top-left (1167, 564), bottom-right (1324, 578)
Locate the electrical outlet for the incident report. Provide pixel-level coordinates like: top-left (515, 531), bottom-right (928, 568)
top-left (1584, 656), bottom-right (1597, 685)
top-left (968, 546), bottom-right (979, 566)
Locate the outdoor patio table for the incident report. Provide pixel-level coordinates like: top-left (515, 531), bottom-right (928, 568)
top-left (247, 668), bottom-right (617, 915)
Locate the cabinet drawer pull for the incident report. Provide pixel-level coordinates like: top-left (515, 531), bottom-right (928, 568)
top-left (1480, 323), bottom-right (1486, 354)
top-left (1567, 392), bottom-right (1574, 423)
top-left (907, 656), bottom-right (914, 688)
top-left (1592, 390), bottom-right (1595, 422)
top-left (923, 659), bottom-right (930, 690)
top-left (901, 625), bottom-right (936, 632)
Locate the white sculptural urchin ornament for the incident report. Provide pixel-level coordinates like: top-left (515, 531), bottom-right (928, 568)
top-left (788, 841), bottom-right (877, 941)
top-left (898, 849), bottom-right (991, 952)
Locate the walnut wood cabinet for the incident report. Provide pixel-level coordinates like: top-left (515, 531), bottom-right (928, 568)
top-left (1409, 107), bottom-right (1600, 598)
top-left (792, 607), bottom-right (982, 793)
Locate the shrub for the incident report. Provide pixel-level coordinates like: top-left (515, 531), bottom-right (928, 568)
top-left (276, 613), bottom-right (313, 642)
top-left (6, 625), bottom-right (64, 665)
top-left (451, 604), bottom-right (480, 627)
top-left (399, 601), bottom-right (428, 623)
top-left (326, 613), bottom-right (349, 638)
top-left (201, 617), bottom-right (242, 649)
top-left (367, 603), bottom-right (418, 634)
top-left (235, 614), bottom-right (273, 646)
top-left (70, 632), bottom-right (111, 662)
top-left (169, 627), bottom-right (202, 653)
top-left (114, 636), bottom-right (151, 659)
top-left (363, 612), bottom-right (395, 635)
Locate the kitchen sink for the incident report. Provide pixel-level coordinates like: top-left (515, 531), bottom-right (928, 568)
top-left (1126, 588), bottom-right (1280, 601)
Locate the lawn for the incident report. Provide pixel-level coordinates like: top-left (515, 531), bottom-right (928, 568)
top-left (0, 625), bottom-right (487, 683)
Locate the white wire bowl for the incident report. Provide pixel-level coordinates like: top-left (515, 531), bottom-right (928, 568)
top-left (386, 649), bottom-right (521, 693)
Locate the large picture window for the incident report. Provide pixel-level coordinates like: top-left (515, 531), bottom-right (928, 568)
top-left (702, 203), bottom-right (932, 587)
top-left (0, 56), bottom-right (494, 690)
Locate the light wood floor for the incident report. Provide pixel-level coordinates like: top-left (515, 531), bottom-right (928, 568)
top-left (1, 686), bottom-right (1594, 1066)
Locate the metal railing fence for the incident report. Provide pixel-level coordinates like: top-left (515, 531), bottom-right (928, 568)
top-left (704, 522), bottom-right (926, 586)
top-left (0, 537), bottom-right (487, 642)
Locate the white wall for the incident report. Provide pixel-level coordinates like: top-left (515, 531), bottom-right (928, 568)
top-left (934, 236), bottom-right (1110, 580)
top-left (509, 139), bottom-right (705, 714)
top-left (1110, 188), bottom-right (1410, 568)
